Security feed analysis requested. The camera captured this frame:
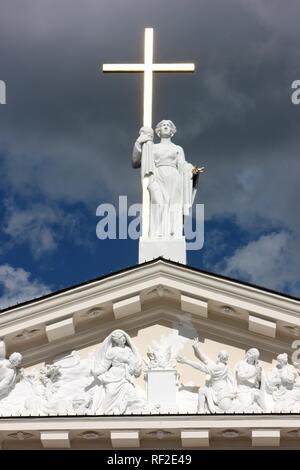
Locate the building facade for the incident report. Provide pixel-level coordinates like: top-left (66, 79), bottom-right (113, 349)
top-left (0, 258), bottom-right (300, 449)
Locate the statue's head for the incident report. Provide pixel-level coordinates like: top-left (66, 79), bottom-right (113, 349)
top-left (218, 350), bottom-right (229, 364)
top-left (9, 352), bottom-right (22, 367)
top-left (111, 330), bottom-right (127, 347)
top-left (155, 120), bottom-right (177, 138)
top-left (245, 348), bottom-right (260, 364)
top-left (277, 353), bottom-right (288, 366)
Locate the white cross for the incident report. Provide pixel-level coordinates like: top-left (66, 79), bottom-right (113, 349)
top-left (102, 28), bottom-right (195, 128)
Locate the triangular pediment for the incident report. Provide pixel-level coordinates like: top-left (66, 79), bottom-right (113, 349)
top-left (0, 258), bottom-right (299, 365)
top-left (1, 259), bottom-right (300, 449)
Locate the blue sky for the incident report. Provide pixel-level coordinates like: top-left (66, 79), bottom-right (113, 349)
top-left (0, 0), bottom-right (300, 308)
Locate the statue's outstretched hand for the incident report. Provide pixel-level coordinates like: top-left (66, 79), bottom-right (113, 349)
top-left (193, 337), bottom-right (201, 349)
top-left (192, 166), bottom-right (205, 175)
top-left (177, 355), bottom-right (186, 364)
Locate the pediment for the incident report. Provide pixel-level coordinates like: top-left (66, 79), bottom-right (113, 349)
top-left (0, 258), bottom-right (299, 365)
top-left (1, 259), bottom-right (300, 449)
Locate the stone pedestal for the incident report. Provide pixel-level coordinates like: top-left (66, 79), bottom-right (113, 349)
top-left (139, 237), bottom-right (186, 264)
top-left (147, 369), bottom-right (178, 408)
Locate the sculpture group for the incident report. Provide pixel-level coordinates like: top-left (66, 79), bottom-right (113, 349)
top-left (0, 331), bottom-right (300, 416)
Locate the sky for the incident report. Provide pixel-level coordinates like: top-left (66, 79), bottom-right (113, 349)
top-left (0, 0), bottom-right (300, 308)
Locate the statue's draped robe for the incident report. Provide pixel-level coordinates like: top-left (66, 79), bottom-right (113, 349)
top-left (0, 360), bottom-right (31, 414)
top-left (91, 331), bottom-right (144, 415)
top-left (266, 364), bottom-right (300, 412)
top-left (196, 359), bottom-right (235, 413)
top-left (91, 346), bottom-right (141, 414)
top-left (0, 360), bottom-right (18, 400)
top-left (133, 140), bottom-right (198, 238)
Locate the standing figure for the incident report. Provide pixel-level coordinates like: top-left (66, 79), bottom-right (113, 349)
top-left (132, 120), bottom-right (204, 238)
top-left (233, 348), bottom-right (266, 412)
top-left (177, 338), bottom-right (235, 413)
top-left (90, 329), bottom-right (144, 414)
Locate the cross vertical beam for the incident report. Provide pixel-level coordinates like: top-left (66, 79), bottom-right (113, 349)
top-left (102, 28), bottom-right (195, 128)
top-left (143, 28), bottom-right (153, 127)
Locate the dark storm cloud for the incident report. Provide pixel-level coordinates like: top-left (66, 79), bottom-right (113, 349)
top-left (0, 0), bottom-right (300, 291)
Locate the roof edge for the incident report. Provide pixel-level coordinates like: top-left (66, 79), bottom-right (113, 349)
top-left (1, 257), bottom-right (299, 314)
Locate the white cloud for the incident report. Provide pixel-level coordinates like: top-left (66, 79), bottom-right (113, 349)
top-left (2, 201), bottom-right (89, 258)
top-left (218, 231), bottom-right (300, 294)
top-left (0, 264), bottom-right (50, 309)
top-left (0, 0), bottom-right (299, 297)
top-left (3, 203), bottom-right (59, 257)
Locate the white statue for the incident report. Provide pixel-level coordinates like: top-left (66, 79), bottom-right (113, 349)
top-left (3, 333), bottom-right (299, 416)
top-left (233, 348), bottom-right (266, 412)
top-left (0, 352), bottom-right (22, 400)
top-left (25, 364), bottom-right (63, 415)
top-left (0, 351), bottom-right (36, 416)
top-left (132, 120), bottom-right (204, 238)
top-left (146, 345), bottom-right (175, 370)
top-left (50, 351), bottom-right (92, 413)
top-left (72, 393), bottom-right (92, 414)
top-left (266, 353), bottom-right (300, 412)
top-left (145, 334), bottom-right (184, 370)
top-left (25, 351), bottom-right (93, 415)
top-left (90, 329), bottom-right (144, 414)
top-left (177, 338), bottom-right (235, 413)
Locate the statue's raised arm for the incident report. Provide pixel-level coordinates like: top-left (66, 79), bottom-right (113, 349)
top-left (132, 126), bottom-right (154, 169)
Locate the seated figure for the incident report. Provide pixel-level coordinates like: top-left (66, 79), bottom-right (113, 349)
top-left (266, 353), bottom-right (300, 412)
top-left (0, 352), bottom-right (22, 400)
top-left (90, 329), bottom-right (144, 414)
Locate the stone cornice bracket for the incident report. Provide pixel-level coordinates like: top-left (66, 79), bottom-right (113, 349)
top-left (46, 317), bottom-right (75, 342)
top-left (40, 431), bottom-right (71, 449)
top-left (181, 429), bottom-right (210, 447)
top-left (248, 315), bottom-right (276, 338)
top-left (110, 430), bottom-right (140, 448)
top-left (113, 295), bottom-right (141, 320)
top-left (251, 429), bottom-right (280, 447)
top-left (181, 295), bottom-right (208, 318)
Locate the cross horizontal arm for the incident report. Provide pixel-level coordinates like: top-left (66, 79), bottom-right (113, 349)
top-left (103, 64), bottom-right (145, 72)
top-left (153, 63), bottom-right (195, 72)
top-left (102, 63), bottom-right (195, 73)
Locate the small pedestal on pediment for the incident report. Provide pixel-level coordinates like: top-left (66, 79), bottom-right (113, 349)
top-left (139, 238), bottom-right (186, 264)
top-left (146, 369), bottom-right (178, 413)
